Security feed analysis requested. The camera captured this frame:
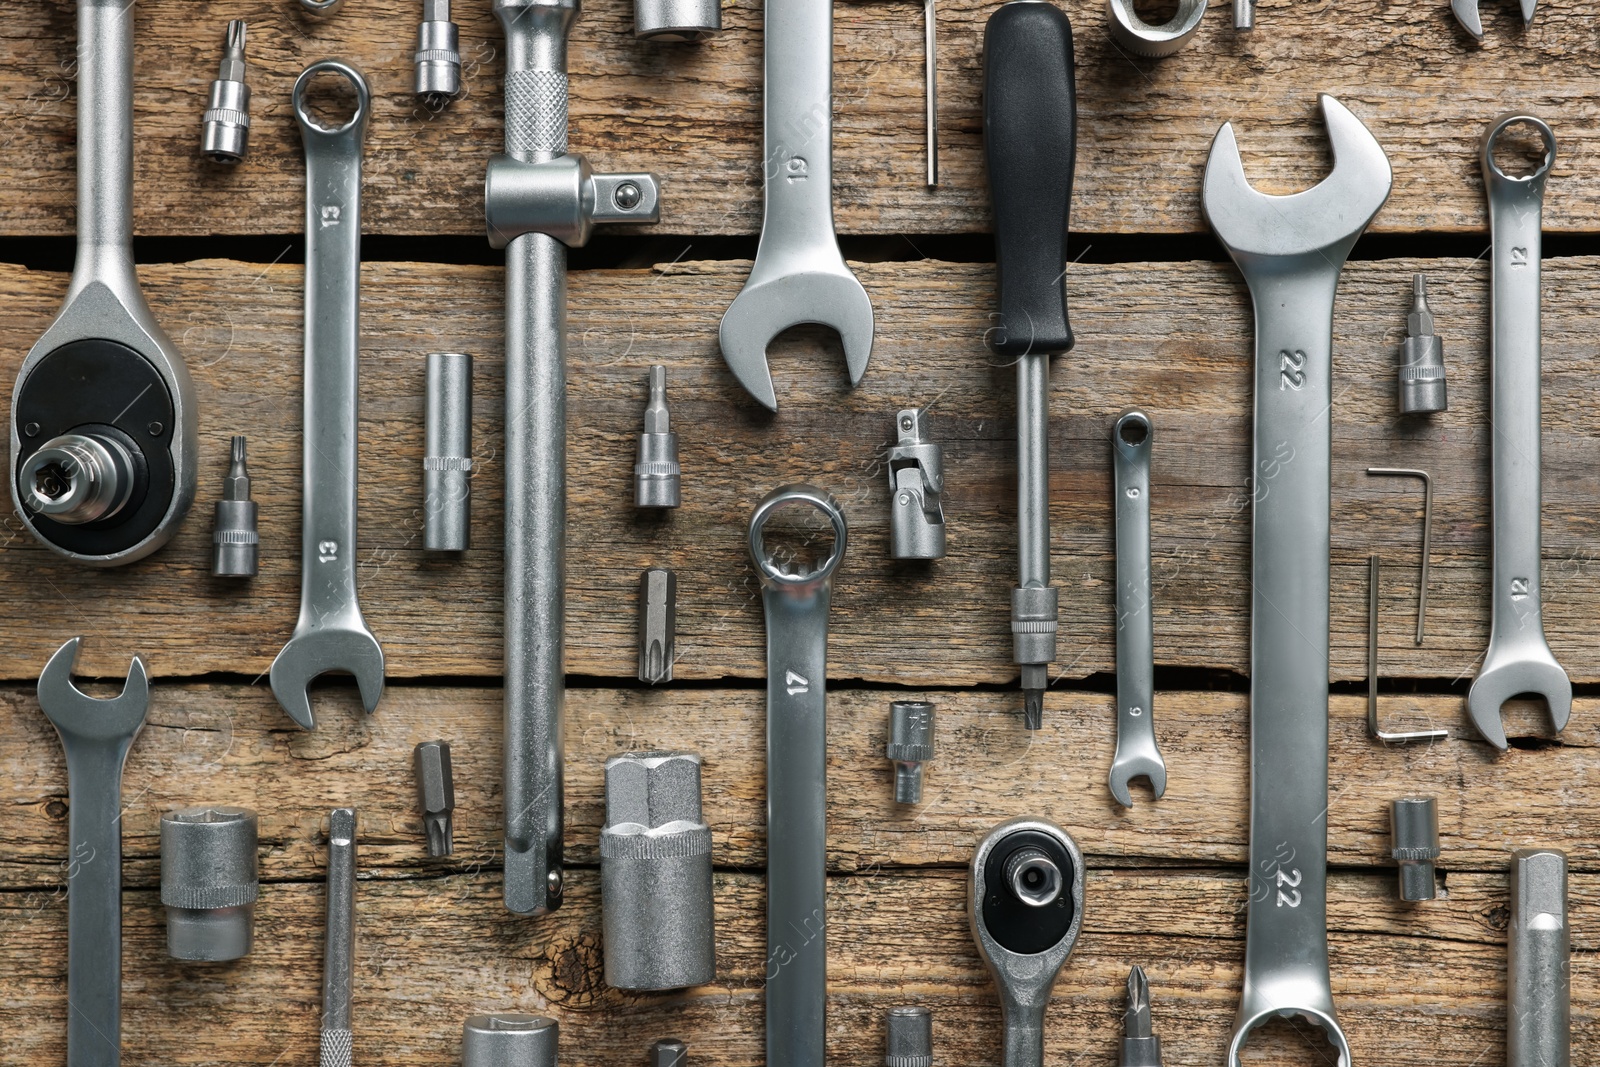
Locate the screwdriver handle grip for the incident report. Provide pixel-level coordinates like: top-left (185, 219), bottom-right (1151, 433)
top-left (983, 1), bottom-right (1077, 358)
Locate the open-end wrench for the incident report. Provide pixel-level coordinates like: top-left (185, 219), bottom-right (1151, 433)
top-left (1202, 95), bottom-right (1391, 1067)
top-left (748, 485), bottom-right (848, 1067)
top-left (12, 0), bottom-right (198, 565)
top-left (1467, 115), bottom-right (1569, 752)
top-left (270, 62), bottom-right (385, 731)
top-left (718, 0), bottom-right (874, 411)
top-left (1110, 410), bottom-right (1166, 806)
top-left (1451, 0), bottom-right (1535, 40)
top-left (37, 637), bottom-right (150, 1066)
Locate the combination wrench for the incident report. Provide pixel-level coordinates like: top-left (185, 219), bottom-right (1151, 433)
top-left (270, 63), bottom-right (385, 730)
top-left (1109, 410), bottom-right (1166, 806)
top-left (12, 0), bottom-right (198, 565)
top-left (749, 485), bottom-right (848, 1067)
top-left (1202, 95), bottom-right (1391, 1067)
top-left (37, 637), bottom-right (150, 1066)
top-left (718, 0), bottom-right (874, 411)
top-left (1466, 115), bottom-right (1570, 752)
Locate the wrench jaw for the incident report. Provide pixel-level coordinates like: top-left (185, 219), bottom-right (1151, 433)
top-left (1465, 647), bottom-right (1570, 752)
top-left (1107, 745), bottom-right (1167, 809)
top-left (719, 272), bottom-right (874, 413)
top-left (269, 625), bottom-right (385, 731)
top-left (1228, 1004), bottom-right (1350, 1067)
top-left (36, 637), bottom-right (151, 741)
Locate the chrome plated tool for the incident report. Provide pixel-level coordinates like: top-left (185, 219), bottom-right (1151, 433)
top-left (1389, 797), bottom-right (1439, 903)
top-left (1367, 555), bottom-right (1449, 743)
top-left (1365, 467), bottom-right (1432, 645)
top-left (320, 808), bottom-right (358, 1067)
top-left (1397, 276), bottom-right (1447, 414)
top-left (1109, 410), bottom-right (1166, 805)
top-left (1107, 0), bottom-right (1206, 56)
top-left (200, 21), bottom-right (251, 164)
top-left (1452, 0), bottom-right (1534, 39)
top-left (887, 408), bottom-right (945, 560)
top-left (424, 352), bottom-right (473, 552)
top-left (160, 805), bottom-right (259, 960)
top-left (1508, 848), bottom-right (1569, 1067)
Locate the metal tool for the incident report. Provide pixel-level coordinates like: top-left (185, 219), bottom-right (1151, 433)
top-left (415, 0), bottom-right (462, 106)
top-left (638, 567), bottom-right (677, 684)
top-left (1365, 467), bottom-right (1432, 644)
top-left (650, 1039), bottom-right (689, 1067)
top-left (1234, 0), bottom-right (1252, 29)
top-left (13, 0), bottom-right (198, 566)
top-left (424, 352), bottom-right (473, 552)
top-left (1398, 276), bottom-right (1447, 414)
top-left (635, 0), bottom-right (719, 38)
top-left (414, 740), bottom-right (456, 857)
top-left (321, 807), bottom-right (357, 1067)
top-left (37, 637), bottom-right (148, 1066)
top-left (1121, 966), bottom-right (1163, 1067)
top-left (923, 1), bottom-right (937, 187)
top-left (635, 366), bottom-right (681, 509)
top-left (1110, 409), bottom-right (1166, 806)
top-left (886, 700), bottom-right (935, 804)
top-left (1202, 94), bottom-right (1391, 1067)
top-left (270, 63), bottom-right (385, 731)
top-left (1453, 0), bottom-right (1534, 39)
top-left (485, 0), bottom-right (661, 918)
top-left (885, 1006), bottom-right (932, 1067)
top-left (301, 0), bottom-right (345, 17)
top-left (887, 408), bottom-right (945, 560)
top-left (1107, 0), bottom-right (1206, 56)
top-left (969, 818), bottom-right (1083, 1067)
top-left (1389, 797), bottom-right (1439, 903)
top-left (464, 1015), bottom-right (559, 1067)
top-left (160, 805), bottom-right (259, 960)
top-left (750, 485), bottom-right (847, 1067)
top-left (601, 751), bottom-right (715, 990)
top-left (1368, 555), bottom-right (1449, 744)
top-left (1508, 848), bottom-right (1568, 1067)
top-left (200, 21), bottom-right (251, 164)
top-left (211, 435), bottom-right (259, 578)
top-left (983, 2), bottom-right (1074, 730)
top-left (717, 0), bottom-right (874, 412)
top-left (1468, 115), bottom-right (1569, 752)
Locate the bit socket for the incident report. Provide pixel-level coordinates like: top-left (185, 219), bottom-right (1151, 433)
top-left (635, 366), bottom-right (681, 509)
top-left (884, 1006), bottom-right (932, 1067)
top-left (160, 806), bottom-right (259, 961)
top-left (1399, 274), bottom-right (1447, 414)
top-left (887, 408), bottom-right (946, 560)
top-left (211, 435), bottom-right (259, 577)
top-left (1509, 848), bottom-right (1569, 1067)
top-left (635, 0), bottom-right (721, 40)
top-left (424, 353), bottom-right (473, 552)
top-left (463, 1014), bottom-right (559, 1067)
top-left (886, 700), bottom-right (935, 804)
top-left (414, 740), bottom-right (456, 857)
top-left (648, 1039), bottom-right (688, 1067)
top-left (601, 752), bottom-right (715, 990)
top-left (1389, 796), bottom-right (1439, 902)
top-left (638, 567), bottom-right (677, 684)
top-left (414, 0), bottom-right (462, 105)
top-left (1121, 965), bottom-right (1163, 1067)
top-left (200, 21), bottom-right (251, 164)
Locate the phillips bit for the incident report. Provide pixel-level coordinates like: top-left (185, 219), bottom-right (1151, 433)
top-left (414, 741), bottom-right (456, 857)
top-left (414, 0), bottom-right (462, 107)
top-left (1121, 965), bottom-right (1163, 1067)
top-left (200, 21), bottom-right (251, 164)
top-left (211, 435), bottom-right (259, 578)
top-left (638, 568), bottom-right (677, 684)
top-left (1399, 274), bottom-right (1448, 414)
top-left (635, 366), bottom-right (681, 509)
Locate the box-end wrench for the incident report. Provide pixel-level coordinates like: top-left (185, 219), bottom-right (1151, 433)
top-left (270, 63), bottom-right (385, 731)
top-left (748, 485), bottom-right (848, 1067)
top-left (37, 637), bottom-right (149, 1067)
top-left (1110, 410), bottom-right (1166, 806)
top-left (1467, 115), bottom-right (1569, 752)
top-left (968, 818), bottom-right (1084, 1067)
top-left (12, 0), bottom-right (198, 565)
top-left (1202, 95), bottom-right (1391, 1067)
top-left (718, 0), bottom-right (874, 411)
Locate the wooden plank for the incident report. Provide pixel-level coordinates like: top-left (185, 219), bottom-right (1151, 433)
top-left (1, 0), bottom-right (1598, 237)
top-left (0, 255), bottom-right (1597, 688)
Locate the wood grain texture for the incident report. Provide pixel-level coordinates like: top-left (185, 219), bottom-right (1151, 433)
top-left (3, 0), bottom-right (1600, 237)
top-left (1, 254), bottom-right (1598, 691)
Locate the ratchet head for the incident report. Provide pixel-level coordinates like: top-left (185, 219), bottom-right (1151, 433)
top-left (36, 637), bottom-right (150, 742)
top-left (1466, 644), bottom-right (1570, 751)
top-left (269, 624), bottom-right (385, 730)
top-left (1202, 95), bottom-right (1392, 269)
top-left (719, 271), bottom-right (874, 413)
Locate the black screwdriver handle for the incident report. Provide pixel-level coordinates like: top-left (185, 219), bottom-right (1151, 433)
top-left (983, 1), bottom-right (1077, 358)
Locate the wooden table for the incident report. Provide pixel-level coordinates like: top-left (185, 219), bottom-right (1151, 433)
top-left (0, 0), bottom-right (1594, 1062)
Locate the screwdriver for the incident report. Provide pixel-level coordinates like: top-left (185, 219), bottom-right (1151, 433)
top-left (983, 1), bottom-right (1076, 729)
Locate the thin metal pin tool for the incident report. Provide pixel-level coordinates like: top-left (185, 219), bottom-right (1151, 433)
top-left (1366, 466), bottom-right (1432, 644)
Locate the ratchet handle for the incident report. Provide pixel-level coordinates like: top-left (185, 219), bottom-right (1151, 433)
top-left (983, 1), bottom-right (1076, 358)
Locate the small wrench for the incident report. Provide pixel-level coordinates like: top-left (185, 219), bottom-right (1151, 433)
top-left (37, 637), bottom-right (150, 1067)
top-left (270, 61), bottom-right (385, 731)
top-left (749, 485), bottom-right (848, 1067)
top-left (1109, 410), bottom-right (1166, 806)
top-left (1203, 95), bottom-right (1391, 1067)
top-left (718, 0), bottom-right (874, 411)
top-left (1467, 115), bottom-right (1569, 752)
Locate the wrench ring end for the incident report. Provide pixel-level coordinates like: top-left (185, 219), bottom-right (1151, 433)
top-left (1480, 114), bottom-right (1556, 186)
top-left (1228, 1006), bottom-right (1350, 1067)
top-left (748, 484), bottom-right (848, 590)
top-left (293, 60), bottom-right (373, 138)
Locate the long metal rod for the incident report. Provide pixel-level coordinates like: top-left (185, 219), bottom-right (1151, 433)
top-left (924, 0), bottom-right (937, 188)
top-left (1365, 466), bottom-right (1432, 645)
top-left (1014, 352), bottom-right (1054, 727)
top-left (74, 0), bottom-right (136, 289)
top-left (320, 808), bottom-right (357, 1067)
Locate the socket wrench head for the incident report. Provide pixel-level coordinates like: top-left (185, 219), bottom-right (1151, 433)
top-left (161, 805), bottom-right (259, 960)
top-left (463, 1014), bottom-right (559, 1067)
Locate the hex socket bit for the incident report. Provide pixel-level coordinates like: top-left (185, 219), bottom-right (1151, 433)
top-left (635, 366), bottom-right (681, 509)
top-left (424, 352), bottom-right (473, 552)
top-left (463, 1014), bottom-right (559, 1067)
top-left (601, 752), bottom-right (715, 989)
top-left (160, 805), bottom-right (259, 961)
top-left (211, 435), bottom-right (259, 577)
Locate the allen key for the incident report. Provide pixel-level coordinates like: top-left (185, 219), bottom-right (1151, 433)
top-left (1368, 554), bottom-right (1449, 744)
top-left (1366, 466), bottom-right (1432, 645)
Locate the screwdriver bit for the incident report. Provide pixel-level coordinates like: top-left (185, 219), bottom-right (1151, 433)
top-left (1399, 274), bottom-right (1447, 414)
top-left (414, 741), bottom-right (456, 857)
top-left (200, 21), bottom-right (251, 164)
top-left (635, 366), bottom-right (681, 509)
top-left (211, 435), bottom-right (259, 578)
top-left (1121, 965), bottom-right (1163, 1067)
top-left (638, 567), bottom-right (677, 684)
top-left (414, 0), bottom-right (462, 107)
top-left (649, 1038), bottom-right (688, 1067)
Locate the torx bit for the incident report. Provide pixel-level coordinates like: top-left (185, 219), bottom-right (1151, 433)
top-left (414, 740), bottom-right (456, 857)
top-left (414, 0), bottom-right (462, 107)
top-left (200, 21), bottom-right (251, 164)
top-left (1399, 274), bottom-right (1448, 414)
top-left (320, 808), bottom-right (357, 1067)
top-left (1121, 965), bottom-right (1163, 1067)
top-left (211, 435), bottom-right (259, 578)
top-left (635, 366), bottom-right (681, 509)
top-left (638, 568), bottom-right (677, 684)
